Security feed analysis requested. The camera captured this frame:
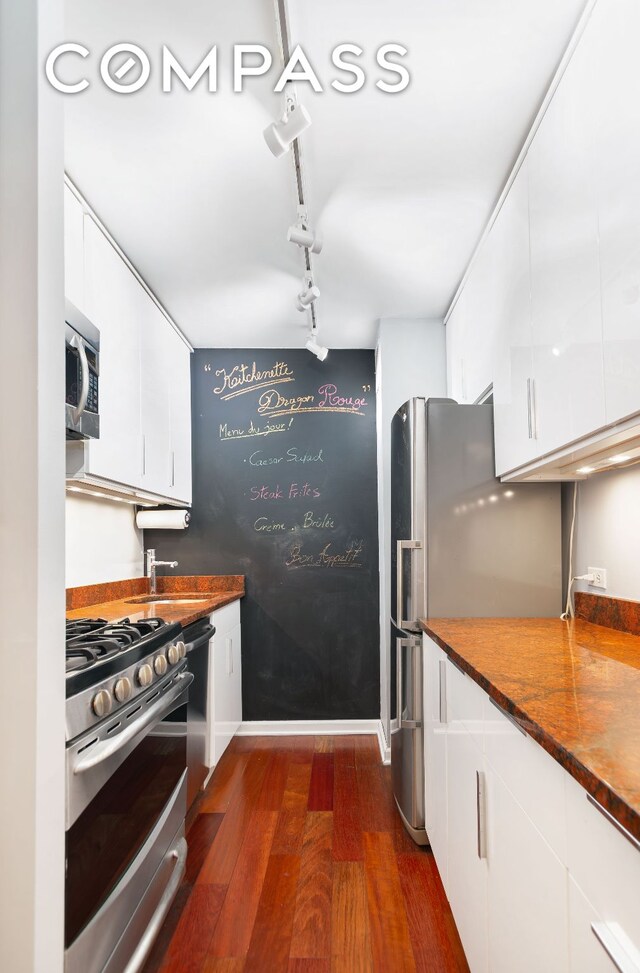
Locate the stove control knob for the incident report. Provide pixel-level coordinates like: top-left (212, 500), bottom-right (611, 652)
top-left (176, 640), bottom-right (186, 660)
top-left (92, 689), bottom-right (112, 718)
top-left (154, 654), bottom-right (168, 676)
top-left (114, 677), bottom-right (133, 703)
top-left (137, 664), bottom-right (153, 687)
top-left (167, 643), bottom-right (181, 666)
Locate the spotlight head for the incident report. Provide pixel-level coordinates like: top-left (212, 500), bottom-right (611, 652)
top-left (306, 336), bottom-right (329, 361)
top-left (287, 223), bottom-right (323, 255)
top-left (296, 283), bottom-right (320, 311)
top-left (264, 104), bottom-right (311, 158)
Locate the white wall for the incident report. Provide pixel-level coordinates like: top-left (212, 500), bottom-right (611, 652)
top-left (376, 317), bottom-right (447, 745)
top-left (570, 464), bottom-right (640, 602)
top-left (66, 494), bottom-right (144, 587)
top-left (0, 0), bottom-right (65, 968)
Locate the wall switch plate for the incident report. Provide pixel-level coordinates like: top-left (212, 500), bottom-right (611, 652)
top-left (588, 567), bottom-right (607, 589)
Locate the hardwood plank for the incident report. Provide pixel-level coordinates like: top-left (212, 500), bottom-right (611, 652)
top-left (314, 736), bottom-right (334, 753)
top-left (205, 809), bottom-right (279, 958)
top-left (307, 753), bottom-right (334, 811)
top-left (283, 762), bottom-right (313, 811)
top-left (271, 807), bottom-right (307, 856)
top-left (290, 812), bottom-right (333, 960)
top-left (159, 884), bottom-right (227, 973)
top-left (363, 832), bottom-right (416, 973)
top-left (200, 752), bottom-right (250, 813)
top-left (353, 736), bottom-right (379, 767)
top-left (397, 853), bottom-right (469, 973)
top-left (255, 751), bottom-right (290, 811)
top-left (332, 755), bottom-right (363, 862)
top-left (197, 751), bottom-right (270, 885)
top-left (244, 853), bottom-right (301, 973)
top-left (331, 861), bottom-right (372, 973)
top-left (357, 765), bottom-right (396, 833)
top-left (289, 961), bottom-right (331, 973)
top-left (185, 813), bottom-right (225, 885)
top-left (203, 959), bottom-right (246, 973)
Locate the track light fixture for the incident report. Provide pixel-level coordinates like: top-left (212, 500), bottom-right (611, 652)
top-left (288, 220), bottom-right (323, 255)
top-left (264, 102), bottom-right (311, 158)
top-left (306, 335), bottom-right (329, 361)
top-left (296, 279), bottom-right (320, 312)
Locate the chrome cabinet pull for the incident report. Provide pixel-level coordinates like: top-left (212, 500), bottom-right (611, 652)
top-left (586, 793), bottom-right (640, 854)
top-left (141, 434), bottom-right (146, 475)
top-left (171, 449), bottom-right (175, 487)
top-left (476, 770), bottom-right (487, 860)
top-left (527, 378), bottom-right (533, 439)
top-left (591, 922), bottom-right (640, 973)
top-left (438, 659), bottom-right (448, 724)
top-left (396, 539), bottom-right (422, 630)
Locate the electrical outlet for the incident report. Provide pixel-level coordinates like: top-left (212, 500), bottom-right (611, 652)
top-left (588, 567), bottom-right (607, 589)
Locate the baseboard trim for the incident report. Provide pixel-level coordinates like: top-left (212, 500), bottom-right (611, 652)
top-left (237, 719), bottom-right (391, 765)
top-left (237, 719), bottom-right (379, 737)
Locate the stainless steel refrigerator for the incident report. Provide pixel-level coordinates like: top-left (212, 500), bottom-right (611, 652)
top-left (390, 398), bottom-right (561, 844)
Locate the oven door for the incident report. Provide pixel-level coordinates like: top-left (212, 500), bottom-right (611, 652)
top-left (65, 669), bottom-right (192, 973)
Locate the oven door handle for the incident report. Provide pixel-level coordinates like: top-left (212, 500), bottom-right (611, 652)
top-left (70, 331), bottom-right (90, 425)
top-left (123, 836), bottom-right (188, 973)
top-left (72, 672), bottom-right (194, 776)
top-left (184, 623), bottom-right (215, 654)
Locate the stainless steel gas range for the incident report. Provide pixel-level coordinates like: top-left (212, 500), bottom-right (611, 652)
top-left (64, 615), bottom-right (192, 973)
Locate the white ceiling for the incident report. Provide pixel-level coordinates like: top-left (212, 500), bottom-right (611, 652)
top-left (64, 0), bottom-right (587, 349)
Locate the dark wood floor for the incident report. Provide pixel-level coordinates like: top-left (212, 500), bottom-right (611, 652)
top-left (142, 735), bottom-right (468, 973)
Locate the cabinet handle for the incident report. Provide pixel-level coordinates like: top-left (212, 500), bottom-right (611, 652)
top-left (490, 697), bottom-right (527, 737)
top-left (171, 449), bottom-right (175, 487)
top-left (527, 378), bottom-right (533, 439)
top-left (476, 770), bottom-right (487, 860)
top-left (586, 793), bottom-right (640, 854)
top-left (438, 659), bottom-right (447, 724)
top-left (226, 636), bottom-right (233, 676)
top-left (591, 922), bottom-right (640, 973)
top-left (142, 435), bottom-right (146, 475)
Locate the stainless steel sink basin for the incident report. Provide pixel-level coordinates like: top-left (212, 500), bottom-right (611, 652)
top-left (125, 595), bottom-right (209, 605)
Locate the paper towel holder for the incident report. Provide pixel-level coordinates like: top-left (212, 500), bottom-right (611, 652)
top-left (135, 508), bottom-right (191, 530)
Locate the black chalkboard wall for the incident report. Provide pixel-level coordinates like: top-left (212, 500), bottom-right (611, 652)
top-left (150, 349), bottom-right (380, 721)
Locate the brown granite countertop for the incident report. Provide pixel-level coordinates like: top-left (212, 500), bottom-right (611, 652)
top-left (66, 575), bottom-right (244, 628)
top-left (420, 617), bottom-right (640, 842)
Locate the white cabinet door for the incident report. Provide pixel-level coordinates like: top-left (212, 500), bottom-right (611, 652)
top-left (167, 325), bottom-right (192, 504)
top-left (492, 164), bottom-right (537, 477)
top-left (207, 601), bottom-right (242, 767)
top-left (423, 636), bottom-right (448, 889)
top-left (83, 217), bottom-right (142, 487)
top-left (64, 186), bottom-right (85, 311)
top-left (487, 767), bottom-right (569, 973)
top-left (594, 0), bottom-right (640, 424)
top-left (568, 878), bottom-right (620, 973)
top-left (528, 29), bottom-right (605, 457)
top-left (140, 294), bottom-right (172, 497)
top-left (446, 661), bottom-right (488, 973)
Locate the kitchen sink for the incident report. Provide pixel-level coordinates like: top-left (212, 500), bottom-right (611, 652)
top-left (125, 595), bottom-right (209, 605)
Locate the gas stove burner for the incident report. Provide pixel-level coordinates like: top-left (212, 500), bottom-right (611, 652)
top-left (66, 618), bottom-right (108, 637)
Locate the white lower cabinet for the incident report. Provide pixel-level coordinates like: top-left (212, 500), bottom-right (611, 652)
top-left (423, 634), bottom-right (640, 973)
top-left (207, 601), bottom-right (242, 768)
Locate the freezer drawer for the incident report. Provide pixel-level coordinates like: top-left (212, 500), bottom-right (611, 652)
top-left (391, 632), bottom-right (428, 845)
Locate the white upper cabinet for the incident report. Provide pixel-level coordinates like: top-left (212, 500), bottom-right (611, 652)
top-left (65, 195), bottom-right (192, 505)
top-left (594, 0), bottom-right (640, 425)
top-left (492, 164), bottom-right (536, 475)
top-left (528, 24), bottom-right (605, 457)
top-left (64, 186), bottom-right (85, 312)
top-left (82, 217), bottom-right (143, 489)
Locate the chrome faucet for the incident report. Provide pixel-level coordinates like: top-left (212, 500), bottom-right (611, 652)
top-left (146, 548), bottom-right (178, 595)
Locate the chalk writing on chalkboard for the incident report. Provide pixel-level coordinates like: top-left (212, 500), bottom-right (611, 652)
top-left (285, 540), bottom-right (364, 569)
top-left (212, 360), bottom-right (295, 399)
top-left (257, 384), bottom-right (368, 418)
top-left (219, 417), bottom-right (294, 441)
top-left (245, 447), bottom-right (324, 467)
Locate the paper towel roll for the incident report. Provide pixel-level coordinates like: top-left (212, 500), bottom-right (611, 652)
top-left (136, 509), bottom-right (190, 530)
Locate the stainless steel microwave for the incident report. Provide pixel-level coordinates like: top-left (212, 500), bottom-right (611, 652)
top-left (65, 300), bottom-right (100, 440)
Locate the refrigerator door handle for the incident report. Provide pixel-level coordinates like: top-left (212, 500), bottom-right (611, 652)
top-left (396, 539), bottom-right (422, 630)
top-left (397, 637), bottom-right (423, 730)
